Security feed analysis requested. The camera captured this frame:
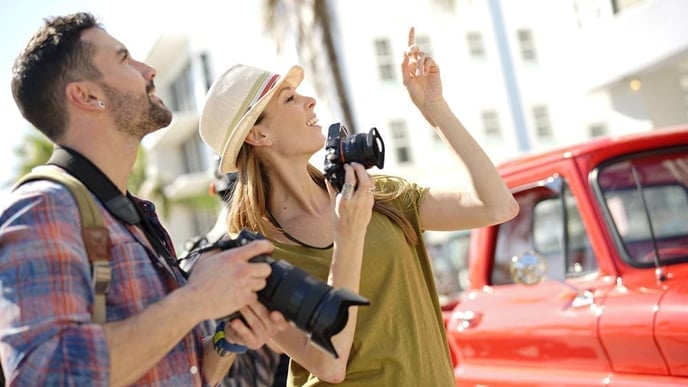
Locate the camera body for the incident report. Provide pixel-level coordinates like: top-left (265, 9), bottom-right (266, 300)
top-left (213, 229), bottom-right (370, 358)
top-left (324, 123), bottom-right (385, 192)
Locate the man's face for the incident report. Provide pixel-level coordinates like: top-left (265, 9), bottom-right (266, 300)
top-left (82, 28), bottom-right (172, 137)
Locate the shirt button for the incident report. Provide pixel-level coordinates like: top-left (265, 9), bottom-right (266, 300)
top-left (190, 365), bottom-right (198, 374)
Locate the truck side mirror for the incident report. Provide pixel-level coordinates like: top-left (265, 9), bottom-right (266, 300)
top-left (510, 251), bottom-right (546, 285)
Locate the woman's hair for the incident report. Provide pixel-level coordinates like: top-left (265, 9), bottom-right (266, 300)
top-left (227, 143), bottom-right (418, 245)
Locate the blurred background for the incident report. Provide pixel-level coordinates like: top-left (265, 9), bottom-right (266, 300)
top-left (2, 0), bottom-right (687, 303)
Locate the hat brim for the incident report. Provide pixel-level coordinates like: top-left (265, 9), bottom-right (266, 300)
top-left (218, 65), bottom-right (304, 173)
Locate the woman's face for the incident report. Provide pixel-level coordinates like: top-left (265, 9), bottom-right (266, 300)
top-left (257, 83), bottom-right (325, 160)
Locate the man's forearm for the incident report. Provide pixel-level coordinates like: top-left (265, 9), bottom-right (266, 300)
top-left (103, 287), bottom-right (204, 386)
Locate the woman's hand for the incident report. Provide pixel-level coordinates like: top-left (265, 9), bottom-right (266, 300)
top-left (277, 163), bottom-right (373, 382)
top-left (326, 163), bottom-right (375, 241)
top-left (401, 26), bottom-right (444, 125)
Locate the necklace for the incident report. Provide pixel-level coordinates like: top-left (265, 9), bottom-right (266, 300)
top-left (265, 209), bottom-right (333, 250)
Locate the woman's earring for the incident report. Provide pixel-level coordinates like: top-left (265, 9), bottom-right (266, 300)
top-left (98, 100), bottom-right (105, 108)
top-left (266, 137), bottom-right (272, 145)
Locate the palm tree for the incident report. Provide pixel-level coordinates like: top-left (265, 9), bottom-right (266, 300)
top-left (261, 0), bottom-right (456, 134)
top-left (262, 0), bottom-right (357, 132)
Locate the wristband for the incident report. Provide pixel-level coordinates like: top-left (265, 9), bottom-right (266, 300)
top-left (213, 320), bottom-right (248, 356)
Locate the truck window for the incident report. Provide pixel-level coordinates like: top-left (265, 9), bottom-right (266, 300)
top-left (491, 182), bottom-right (596, 285)
top-left (595, 150), bottom-right (688, 266)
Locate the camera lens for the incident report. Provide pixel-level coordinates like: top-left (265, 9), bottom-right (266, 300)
top-left (324, 124), bottom-right (386, 191)
top-left (252, 255), bottom-right (369, 358)
top-left (340, 128), bottom-right (385, 169)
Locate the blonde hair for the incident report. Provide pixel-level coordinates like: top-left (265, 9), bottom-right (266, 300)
top-left (227, 144), bottom-right (418, 245)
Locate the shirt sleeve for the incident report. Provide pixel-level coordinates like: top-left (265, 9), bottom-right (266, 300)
top-left (0, 180), bottom-right (110, 385)
top-left (376, 175), bottom-right (428, 230)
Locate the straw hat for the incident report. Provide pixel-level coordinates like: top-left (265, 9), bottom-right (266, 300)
top-left (199, 64), bottom-right (304, 173)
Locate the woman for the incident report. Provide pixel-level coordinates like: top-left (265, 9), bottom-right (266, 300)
top-left (199, 27), bottom-right (518, 386)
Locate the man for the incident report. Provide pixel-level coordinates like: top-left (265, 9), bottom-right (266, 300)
top-left (0, 12), bottom-right (286, 386)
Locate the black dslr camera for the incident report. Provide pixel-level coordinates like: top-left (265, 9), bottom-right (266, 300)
top-left (203, 229), bottom-right (370, 358)
top-left (324, 123), bottom-right (385, 192)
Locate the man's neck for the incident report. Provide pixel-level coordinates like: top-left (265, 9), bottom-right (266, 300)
top-left (56, 138), bottom-right (137, 193)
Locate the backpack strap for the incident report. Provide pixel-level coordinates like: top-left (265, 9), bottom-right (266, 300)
top-left (14, 167), bottom-right (112, 323)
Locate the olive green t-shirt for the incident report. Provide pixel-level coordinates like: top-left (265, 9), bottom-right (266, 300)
top-left (271, 176), bottom-right (454, 386)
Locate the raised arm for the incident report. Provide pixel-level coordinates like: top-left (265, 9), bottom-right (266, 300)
top-left (401, 27), bottom-right (518, 230)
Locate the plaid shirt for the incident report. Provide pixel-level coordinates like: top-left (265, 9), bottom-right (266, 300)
top-left (0, 174), bottom-right (210, 386)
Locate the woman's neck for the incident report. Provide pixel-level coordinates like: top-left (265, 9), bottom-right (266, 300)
top-left (267, 167), bottom-right (329, 218)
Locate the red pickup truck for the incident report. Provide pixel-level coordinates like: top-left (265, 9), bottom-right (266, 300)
top-left (442, 126), bottom-right (688, 386)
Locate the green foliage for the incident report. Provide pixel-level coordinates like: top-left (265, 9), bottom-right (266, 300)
top-left (13, 132), bottom-right (53, 180)
top-left (128, 146), bottom-right (147, 194)
top-left (176, 192), bottom-right (222, 210)
top-left (261, 0), bottom-right (356, 132)
top-left (12, 131), bottom-right (149, 196)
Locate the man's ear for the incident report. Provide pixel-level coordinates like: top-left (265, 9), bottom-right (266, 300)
top-left (65, 81), bottom-right (103, 111)
top-left (245, 126), bottom-right (272, 146)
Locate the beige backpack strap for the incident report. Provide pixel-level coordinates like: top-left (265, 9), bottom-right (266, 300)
top-left (14, 167), bottom-right (112, 323)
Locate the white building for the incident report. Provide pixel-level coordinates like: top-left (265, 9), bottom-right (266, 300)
top-left (142, 0), bottom-right (688, 252)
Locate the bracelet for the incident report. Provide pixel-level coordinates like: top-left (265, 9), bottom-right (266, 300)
top-left (213, 320), bottom-right (248, 356)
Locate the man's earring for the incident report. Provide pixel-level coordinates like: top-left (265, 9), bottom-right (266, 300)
top-left (266, 137), bottom-right (272, 145)
top-left (98, 100), bottom-right (105, 108)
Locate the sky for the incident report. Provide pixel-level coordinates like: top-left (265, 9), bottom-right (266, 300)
top-left (0, 0), bottom-right (278, 197)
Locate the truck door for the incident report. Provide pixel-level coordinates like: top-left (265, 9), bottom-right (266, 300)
top-left (450, 176), bottom-right (614, 385)
top-left (592, 149), bottom-right (688, 383)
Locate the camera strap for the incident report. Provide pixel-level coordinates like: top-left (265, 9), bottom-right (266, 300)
top-left (47, 146), bottom-right (184, 281)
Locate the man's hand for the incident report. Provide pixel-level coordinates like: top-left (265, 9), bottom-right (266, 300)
top-left (184, 239), bottom-right (274, 321)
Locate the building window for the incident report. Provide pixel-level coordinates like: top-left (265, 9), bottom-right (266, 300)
top-left (389, 120), bottom-right (412, 163)
top-left (374, 38), bottom-right (396, 81)
top-left (168, 61), bottom-right (196, 112)
top-left (573, 0), bottom-right (608, 27)
top-left (481, 110), bottom-right (502, 139)
top-left (588, 123), bottom-right (608, 137)
top-left (517, 29), bottom-right (537, 62)
top-left (612, 0), bottom-right (646, 14)
top-left (466, 32), bottom-right (485, 59)
top-left (424, 230), bottom-right (471, 303)
top-left (180, 135), bottom-right (209, 174)
top-left (532, 105), bottom-right (552, 139)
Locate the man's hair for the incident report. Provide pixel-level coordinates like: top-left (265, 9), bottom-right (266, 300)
top-left (11, 12), bottom-right (102, 140)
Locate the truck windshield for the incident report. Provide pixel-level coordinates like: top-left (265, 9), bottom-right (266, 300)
top-left (595, 149), bottom-right (688, 267)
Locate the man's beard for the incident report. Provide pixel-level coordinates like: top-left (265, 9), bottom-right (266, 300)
top-left (100, 83), bottom-right (172, 137)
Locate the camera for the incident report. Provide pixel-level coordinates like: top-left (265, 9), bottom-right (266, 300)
top-left (324, 123), bottom-right (385, 192)
top-left (208, 229), bottom-right (370, 358)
